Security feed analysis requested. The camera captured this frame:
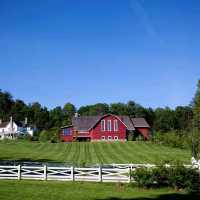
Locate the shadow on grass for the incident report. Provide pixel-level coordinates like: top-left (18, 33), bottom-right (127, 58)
top-left (96, 193), bottom-right (200, 200)
top-left (0, 158), bottom-right (60, 164)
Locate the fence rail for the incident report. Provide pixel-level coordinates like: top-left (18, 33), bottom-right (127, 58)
top-left (0, 163), bottom-right (198, 183)
top-left (0, 165), bottom-right (131, 182)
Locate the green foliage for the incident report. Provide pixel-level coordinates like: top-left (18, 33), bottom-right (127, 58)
top-left (133, 164), bottom-right (200, 192)
top-left (153, 107), bottom-right (176, 132)
top-left (132, 167), bottom-right (154, 188)
top-left (192, 80), bottom-right (200, 130)
top-left (151, 130), bottom-right (200, 158)
top-left (63, 103), bottom-right (76, 123)
top-left (0, 90), bottom-right (14, 120)
top-left (151, 131), bottom-right (189, 149)
top-left (49, 127), bottom-right (61, 143)
top-left (18, 134), bottom-right (33, 141)
top-left (39, 130), bottom-right (49, 142)
top-left (78, 103), bottom-right (109, 116)
top-left (127, 133), bottom-right (134, 141)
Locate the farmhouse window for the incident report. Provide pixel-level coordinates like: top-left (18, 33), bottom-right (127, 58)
top-left (107, 120), bottom-right (112, 131)
top-left (101, 120), bottom-right (105, 131)
top-left (114, 120), bottom-right (118, 131)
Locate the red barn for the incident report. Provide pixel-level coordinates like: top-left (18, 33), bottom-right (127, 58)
top-left (60, 114), bottom-right (150, 142)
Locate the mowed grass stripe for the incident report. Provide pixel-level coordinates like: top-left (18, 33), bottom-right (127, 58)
top-left (118, 142), bottom-right (145, 163)
top-left (0, 141), bottom-right (191, 165)
top-left (99, 142), bottom-right (121, 164)
top-left (65, 142), bottom-right (78, 163)
top-left (72, 142), bottom-right (81, 166)
top-left (77, 142), bottom-right (86, 165)
top-left (93, 142), bottom-right (109, 164)
top-left (108, 142), bottom-right (127, 163)
top-left (139, 142), bottom-right (190, 163)
top-left (132, 142), bottom-right (168, 163)
top-left (85, 143), bottom-right (92, 166)
top-left (27, 143), bottom-right (48, 160)
top-left (125, 142), bottom-right (153, 163)
top-left (63, 143), bottom-right (73, 163)
top-left (36, 143), bottom-right (57, 161)
top-left (90, 142), bottom-right (101, 165)
top-left (111, 142), bottom-right (135, 163)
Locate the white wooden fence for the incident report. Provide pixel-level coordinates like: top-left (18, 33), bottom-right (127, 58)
top-left (0, 161), bottom-right (198, 183)
top-left (0, 165), bottom-right (131, 183)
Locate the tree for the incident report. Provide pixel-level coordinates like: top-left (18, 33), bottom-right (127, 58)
top-left (63, 103), bottom-right (76, 123)
top-left (30, 102), bottom-right (50, 131)
top-left (49, 106), bottom-right (64, 127)
top-left (39, 130), bottom-right (49, 142)
top-left (0, 90), bottom-right (14, 120)
top-left (153, 107), bottom-right (176, 132)
top-left (110, 103), bottom-right (128, 115)
top-left (11, 99), bottom-right (28, 122)
top-left (78, 103), bottom-right (109, 116)
top-left (174, 106), bottom-right (193, 130)
top-left (192, 80), bottom-right (200, 130)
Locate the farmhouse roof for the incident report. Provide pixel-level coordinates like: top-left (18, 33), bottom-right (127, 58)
top-left (71, 114), bottom-right (149, 131)
top-left (0, 121), bottom-right (25, 128)
top-left (0, 122), bottom-right (9, 128)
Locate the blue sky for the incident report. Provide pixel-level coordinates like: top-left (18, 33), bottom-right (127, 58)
top-left (0, 0), bottom-right (200, 109)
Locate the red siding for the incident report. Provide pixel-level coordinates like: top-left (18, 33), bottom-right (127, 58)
top-left (61, 127), bottom-right (73, 142)
top-left (137, 128), bottom-right (150, 139)
top-left (90, 115), bottom-right (127, 141)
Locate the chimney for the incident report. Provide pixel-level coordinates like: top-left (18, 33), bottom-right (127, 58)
top-left (10, 116), bottom-right (13, 130)
top-left (74, 113), bottom-right (79, 118)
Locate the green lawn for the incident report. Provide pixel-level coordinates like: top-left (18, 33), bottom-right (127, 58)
top-left (0, 141), bottom-right (191, 165)
top-left (0, 180), bottom-right (190, 200)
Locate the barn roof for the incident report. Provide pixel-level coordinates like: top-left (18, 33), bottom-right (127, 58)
top-left (71, 114), bottom-right (149, 131)
top-left (131, 118), bottom-right (150, 128)
top-left (72, 116), bottom-right (101, 131)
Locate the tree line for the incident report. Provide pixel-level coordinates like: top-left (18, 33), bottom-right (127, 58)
top-left (0, 80), bottom-right (200, 134)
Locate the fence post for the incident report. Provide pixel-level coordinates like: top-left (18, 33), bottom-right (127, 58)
top-left (44, 165), bottom-right (47, 181)
top-left (99, 166), bottom-right (102, 182)
top-left (128, 167), bottom-right (131, 183)
top-left (71, 166), bottom-right (74, 181)
top-left (18, 165), bottom-right (21, 180)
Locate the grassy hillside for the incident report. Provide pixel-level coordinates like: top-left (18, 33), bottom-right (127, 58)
top-left (0, 180), bottom-right (187, 200)
top-left (0, 141), bottom-right (191, 165)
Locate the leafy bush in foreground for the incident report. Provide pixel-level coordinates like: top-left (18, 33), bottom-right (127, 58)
top-left (132, 164), bottom-right (200, 193)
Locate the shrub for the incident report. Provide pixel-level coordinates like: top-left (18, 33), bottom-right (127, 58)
top-left (133, 167), bottom-right (155, 188)
top-left (39, 130), bottom-right (49, 142)
top-left (132, 164), bottom-right (200, 192)
top-left (18, 134), bottom-right (33, 141)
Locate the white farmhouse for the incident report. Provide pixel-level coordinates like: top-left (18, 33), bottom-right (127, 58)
top-left (0, 117), bottom-right (34, 140)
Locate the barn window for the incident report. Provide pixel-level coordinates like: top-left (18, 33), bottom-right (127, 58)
top-left (107, 120), bottom-right (112, 131)
top-left (101, 136), bottom-right (105, 140)
top-left (63, 128), bottom-right (71, 136)
top-left (114, 120), bottom-right (118, 131)
top-left (101, 120), bottom-right (105, 131)
top-left (114, 136), bottom-right (118, 140)
top-left (108, 136), bottom-right (112, 140)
